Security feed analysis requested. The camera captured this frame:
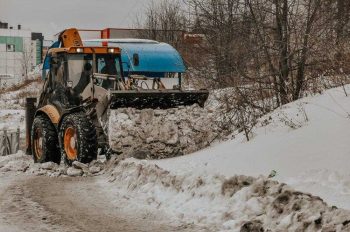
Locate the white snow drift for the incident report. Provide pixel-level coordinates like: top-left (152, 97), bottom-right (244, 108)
top-left (153, 85), bottom-right (350, 210)
top-left (101, 158), bottom-right (350, 231)
top-left (101, 85), bottom-right (350, 231)
top-left (2, 82), bottom-right (350, 231)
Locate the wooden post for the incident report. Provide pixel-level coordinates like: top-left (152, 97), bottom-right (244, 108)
top-left (16, 128), bottom-right (20, 153)
top-left (25, 98), bottom-right (37, 155)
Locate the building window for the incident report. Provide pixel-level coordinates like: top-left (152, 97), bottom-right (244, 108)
top-left (6, 44), bottom-right (15, 52)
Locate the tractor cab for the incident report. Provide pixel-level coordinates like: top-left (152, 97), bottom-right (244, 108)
top-left (41, 46), bottom-right (124, 109)
top-left (65, 52), bottom-right (123, 91)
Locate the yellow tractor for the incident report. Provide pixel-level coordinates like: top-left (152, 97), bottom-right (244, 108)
top-left (26, 28), bottom-right (208, 165)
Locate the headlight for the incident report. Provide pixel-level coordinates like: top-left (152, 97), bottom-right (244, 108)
top-left (76, 48), bottom-right (83, 53)
top-left (108, 48), bottom-right (115, 53)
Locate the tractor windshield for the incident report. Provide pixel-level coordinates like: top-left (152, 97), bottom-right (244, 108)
top-left (67, 54), bottom-right (122, 92)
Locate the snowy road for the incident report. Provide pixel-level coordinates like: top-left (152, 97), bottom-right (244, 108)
top-left (0, 173), bottom-right (193, 232)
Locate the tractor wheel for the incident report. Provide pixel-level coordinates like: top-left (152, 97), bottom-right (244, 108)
top-left (31, 115), bottom-right (61, 164)
top-left (59, 112), bottom-right (97, 166)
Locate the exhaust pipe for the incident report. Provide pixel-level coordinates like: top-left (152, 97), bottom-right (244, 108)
top-left (25, 97), bottom-right (37, 155)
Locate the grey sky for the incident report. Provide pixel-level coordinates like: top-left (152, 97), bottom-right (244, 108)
top-left (0, 0), bottom-right (151, 40)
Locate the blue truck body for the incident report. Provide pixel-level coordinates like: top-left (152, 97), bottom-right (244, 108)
top-left (43, 39), bottom-right (186, 78)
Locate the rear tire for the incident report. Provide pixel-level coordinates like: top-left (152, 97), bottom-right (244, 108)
top-left (59, 112), bottom-right (98, 166)
top-left (31, 115), bottom-right (61, 164)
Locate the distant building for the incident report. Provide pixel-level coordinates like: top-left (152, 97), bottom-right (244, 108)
top-left (0, 21), bottom-right (43, 87)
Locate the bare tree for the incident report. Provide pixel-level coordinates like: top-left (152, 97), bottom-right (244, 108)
top-left (188, 0), bottom-right (335, 103)
top-left (135, 0), bottom-right (187, 49)
top-left (21, 42), bottom-right (33, 80)
top-left (335, 0), bottom-right (350, 44)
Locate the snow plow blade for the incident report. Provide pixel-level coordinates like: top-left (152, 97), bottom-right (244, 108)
top-left (109, 90), bottom-right (209, 109)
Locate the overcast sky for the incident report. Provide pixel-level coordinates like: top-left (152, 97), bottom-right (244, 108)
top-left (0, 0), bottom-right (152, 40)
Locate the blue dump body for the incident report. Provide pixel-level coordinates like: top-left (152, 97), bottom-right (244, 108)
top-left (83, 40), bottom-right (186, 78)
top-left (43, 39), bottom-right (186, 78)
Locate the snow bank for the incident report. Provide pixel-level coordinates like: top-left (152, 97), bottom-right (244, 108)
top-left (2, 78), bottom-right (350, 230)
top-left (2, 151), bottom-right (350, 231)
top-left (153, 85), bottom-right (350, 210)
top-left (102, 158), bottom-right (350, 231)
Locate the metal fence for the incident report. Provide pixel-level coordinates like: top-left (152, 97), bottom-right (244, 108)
top-left (0, 129), bottom-right (20, 156)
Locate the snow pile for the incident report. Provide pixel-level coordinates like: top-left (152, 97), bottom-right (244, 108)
top-left (109, 105), bottom-right (222, 158)
top-left (103, 158), bottom-right (350, 231)
top-left (107, 86), bottom-right (278, 159)
top-left (0, 152), bottom-right (106, 177)
top-left (0, 152), bottom-right (32, 172)
top-left (154, 85), bottom-right (350, 210)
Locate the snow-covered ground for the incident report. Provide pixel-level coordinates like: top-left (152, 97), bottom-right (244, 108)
top-left (153, 85), bottom-right (350, 210)
top-left (99, 84), bottom-right (350, 231)
top-left (1, 82), bottom-right (350, 231)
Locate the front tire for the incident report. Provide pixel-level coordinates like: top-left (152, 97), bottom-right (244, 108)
top-left (59, 112), bottom-right (98, 166)
top-left (31, 115), bottom-right (61, 164)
